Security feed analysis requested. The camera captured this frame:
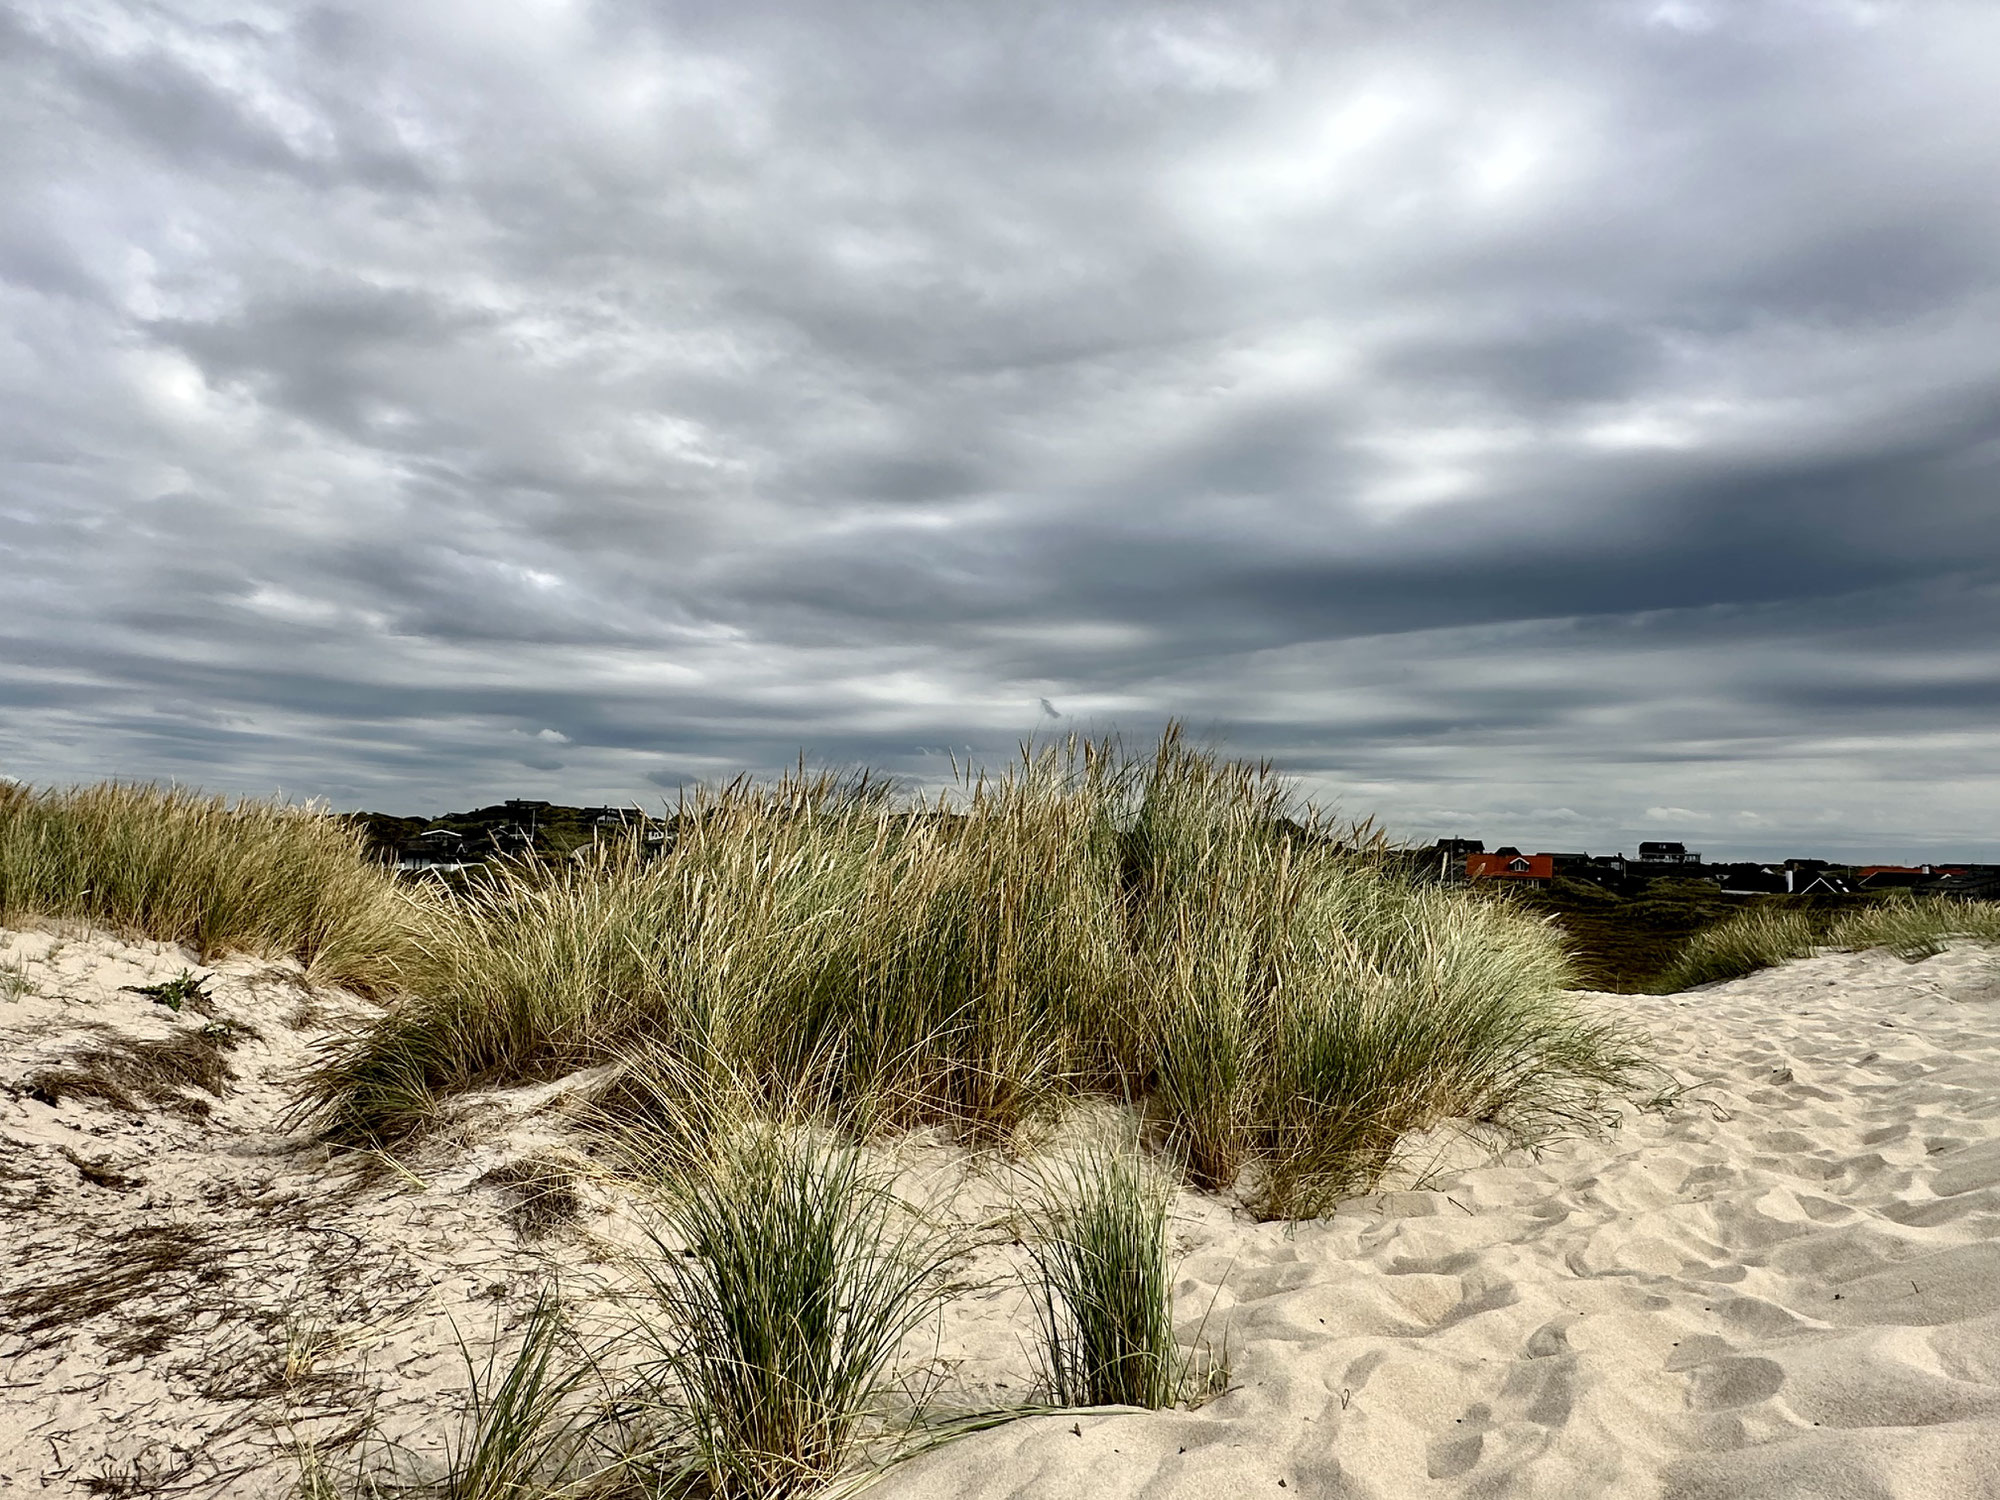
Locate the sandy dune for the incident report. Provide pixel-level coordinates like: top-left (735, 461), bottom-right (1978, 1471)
top-left (0, 923), bottom-right (570, 1496)
top-left (881, 945), bottom-right (2000, 1500)
top-left (3, 922), bottom-right (1998, 1498)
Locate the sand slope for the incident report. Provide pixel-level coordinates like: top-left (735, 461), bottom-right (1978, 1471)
top-left (877, 945), bottom-right (2000, 1500)
top-left (0, 924), bottom-right (570, 1497)
top-left (3, 924), bottom-right (1998, 1498)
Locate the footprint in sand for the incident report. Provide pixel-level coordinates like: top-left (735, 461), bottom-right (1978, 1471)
top-left (1427, 1402), bottom-right (1493, 1479)
top-left (1686, 1356), bottom-right (1788, 1411)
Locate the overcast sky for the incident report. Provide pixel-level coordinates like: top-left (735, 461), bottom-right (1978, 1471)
top-left (4, 0), bottom-right (1999, 859)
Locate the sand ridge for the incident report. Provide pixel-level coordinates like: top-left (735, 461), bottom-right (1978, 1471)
top-left (3, 925), bottom-right (1998, 1498)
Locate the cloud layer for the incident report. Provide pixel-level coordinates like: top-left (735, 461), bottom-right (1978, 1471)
top-left (4, 0), bottom-right (1999, 859)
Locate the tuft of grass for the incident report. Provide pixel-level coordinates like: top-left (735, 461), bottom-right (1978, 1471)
top-left (1022, 1137), bottom-right (1180, 1410)
top-left (282, 1309), bottom-right (344, 1392)
top-left (1827, 894), bottom-right (2000, 962)
top-left (1, 953), bottom-right (34, 1001)
top-left (284, 1294), bottom-right (612, 1500)
top-left (0, 781), bottom-right (415, 991)
top-left (435, 1293), bottom-right (604, 1500)
top-left (1654, 907), bottom-right (1821, 992)
top-left (624, 1118), bottom-right (959, 1499)
top-left (1119, 733), bottom-right (1632, 1215)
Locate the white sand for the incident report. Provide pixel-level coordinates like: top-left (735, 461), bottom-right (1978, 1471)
top-left (4, 923), bottom-right (1998, 1498)
top-left (879, 945), bottom-right (2000, 1500)
top-left (0, 923), bottom-right (573, 1496)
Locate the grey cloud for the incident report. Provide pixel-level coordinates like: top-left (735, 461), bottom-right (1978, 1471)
top-left (1376, 322), bottom-right (1669, 411)
top-left (4, 0), bottom-right (2000, 857)
top-left (153, 285), bottom-right (495, 444)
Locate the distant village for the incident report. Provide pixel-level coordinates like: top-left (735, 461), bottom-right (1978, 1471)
top-left (1415, 838), bottom-right (2000, 900)
top-left (350, 800), bottom-right (667, 875)
top-left (349, 800), bottom-right (2000, 903)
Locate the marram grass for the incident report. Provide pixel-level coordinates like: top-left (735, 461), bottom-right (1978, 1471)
top-left (1827, 894), bottom-right (2000, 960)
top-left (1654, 907), bottom-right (1820, 992)
top-left (1022, 1137), bottom-right (1181, 1410)
top-left (624, 1116), bottom-right (959, 1499)
top-left (293, 725), bottom-right (1640, 1214)
top-left (1655, 893), bottom-right (2000, 992)
top-left (0, 780), bottom-right (413, 992)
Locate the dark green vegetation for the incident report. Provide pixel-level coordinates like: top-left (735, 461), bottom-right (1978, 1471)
top-left (131, 967), bottom-right (211, 1013)
top-left (433, 1293), bottom-right (604, 1500)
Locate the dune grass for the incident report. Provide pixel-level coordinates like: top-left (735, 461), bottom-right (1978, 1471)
top-left (1654, 893), bottom-right (2000, 991)
top-left (296, 726), bottom-right (1636, 1213)
top-left (1022, 1138), bottom-right (1180, 1410)
top-left (303, 745), bottom-right (1134, 1145)
top-left (0, 780), bottom-right (412, 991)
top-left (435, 1293), bottom-right (606, 1500)
top-left (1827, 894), bottom-right (2000, 960)
top-left (622, 1116), bottom-right (960, 1499)
top-left (289, 1292), bottom-right (621, 1500)
top-left (1652, 907), bottom-right (1822, 992)
top-left (1115, 734), bottom-right (1632, 1214)
top-left (1248, 883), bottom-right (1629, 1217)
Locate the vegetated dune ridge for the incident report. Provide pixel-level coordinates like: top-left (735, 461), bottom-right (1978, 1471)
top-left (2, 924), bottom-right (1999, 1499)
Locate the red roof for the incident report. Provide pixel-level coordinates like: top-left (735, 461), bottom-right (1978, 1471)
top-left (1466, 853), bottom-right (1554, 881)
